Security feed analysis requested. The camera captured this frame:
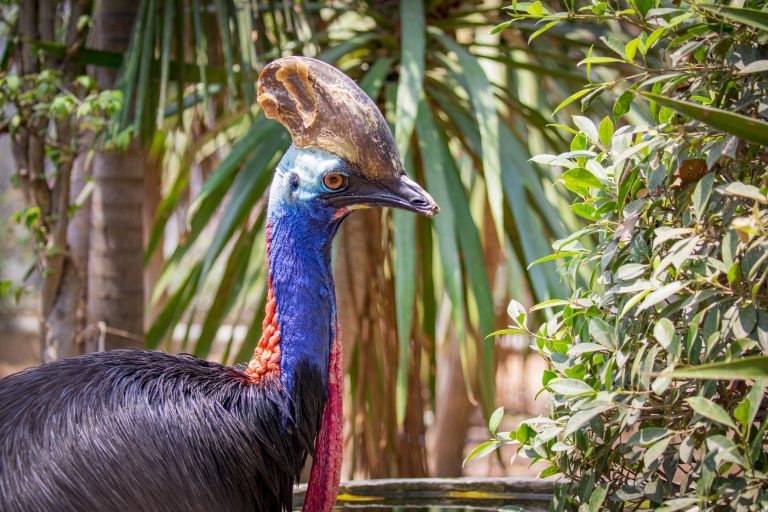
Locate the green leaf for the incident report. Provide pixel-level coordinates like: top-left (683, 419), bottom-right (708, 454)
top-left (553, 88), bottom-right (595, 116)
top-left (589, 317), bottom-right (613, 347)
top-left (198, 132), bottom-right (284, 280)
top-left (588, 483), bottom-right (609, 512)
top-left (486, 328), bottom-right (526, 337)
top-left (666, 356), bottom-right (768, 379)
top-left (598, 116), bottom-right (613, 147)
top-left (526, 251), bottom-right (584, 269)
top-left (146, 263), bottom-right (203, 349)
top-left (527, 1), bottom-right (544, 16)
top-left (738, 60), bottom-right (768, 74)
top-left (652, 375), bottom-right (672, 396)
top-left (529, 20), bottom-right (561, 43)
top-left (416, 100), bottom-right (474, 405)
top-left (438, 129), bottom-right (496, 409)
top-left (433, 30), bottom-right (504, 241)
top-left (637, 281), bottom-right (686, 312)
top-left (491, 20), bottom-right (513, 34)
top-left (615, 263), bottom-right (648, 280)
top-left (654, 318), bottom-right (679, 359)
top-left (613, 90), bottom-right (635, 119)
top-left (561, 167), bottom-right (602, 196)
top-left (507, 299), bottom-right (527, 328)
top-left (625, 37), bottom-right (640, 62)
top-left (394, 207), bottom-right (416, 426)
top-left (698, 4), bottom-right (768, 32)
top-left (578, 56), bottom-right (626, 65)
top-left (600, 33), bottom-right (626, 59)
top-left (212, 0), bottom-right (239, 106)
top-left (155, 0), bottom-right (174, 124)
top-left (644, 436), bottom-right (671, 468)
top-left (692, 172), bottom-right (715, 219)
top-left (394, 0), bottom-right (425, 152)
top-left (569, 343), bottom-right (609, 356)
top-left (192, 222), bottom-right (258, 358)
top-left (642, 27), bottom-right (667, 56)
top-left (516, 423), bottom-right (534, 444)
top-left (717, 182), bottom-right (767, 203)
top-left (570, 203), bottom-right (597, 220)
top-left (639, 92), bottom-right (768, 146)
top-left (489, 406), bottom-right (505, 436)
top-left (706, 435), bottom-right (743, 466)
top-left (572, 116), bottom-right (598, 143)
top-left (190, 0), bottom-right (210, 120)
top-left (685, 397), bottom-right (737, 429)
top-left (633, 0), bottom-right (653, 16)
top-left (628, 427), bottom-right (671, 447)
top-left (658, 105), bottom-right (676, 124)
top-left (741, 382), bottom-right (765, 430)
top-left (539, 465), bottom-right (560, 478)
top-left (462, 441), bottom-right (500, 467)
top-left (530, 299), bottom-right (571, 311)
top-left (564, 405), bottom-right (611, 437)
top-left (548, 378), bottom-right (596, 396)
top-left (30, 40), bottom-right (123, 69)
top-left (727, 261), bottom-right (742, 285)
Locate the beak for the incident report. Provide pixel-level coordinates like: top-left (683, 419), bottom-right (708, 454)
top-left (324, 173), bottom-right (440, 218)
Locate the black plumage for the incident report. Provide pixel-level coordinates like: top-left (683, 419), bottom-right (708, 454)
top-left (0, 349), bottom-right (326, 512)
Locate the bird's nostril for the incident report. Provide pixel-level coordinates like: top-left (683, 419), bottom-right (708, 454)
top-left (411, 198), bottom-right (428, 207)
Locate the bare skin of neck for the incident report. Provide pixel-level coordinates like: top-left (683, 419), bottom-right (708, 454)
top-left (244, 278), bottom-right (281, 382)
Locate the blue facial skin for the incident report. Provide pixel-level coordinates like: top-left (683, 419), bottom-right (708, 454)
top-left (267, 145), bottom-right (349, 396)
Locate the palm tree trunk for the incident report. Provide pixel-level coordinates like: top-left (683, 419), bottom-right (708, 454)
top-left (86, 0), bottom-right (144, 351)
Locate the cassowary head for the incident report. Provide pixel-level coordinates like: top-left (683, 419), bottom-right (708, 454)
top-left (257, 56), bottom-right (439, 220)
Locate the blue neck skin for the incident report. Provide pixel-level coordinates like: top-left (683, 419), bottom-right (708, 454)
top-left (267, 146), bottom-right (346, 396)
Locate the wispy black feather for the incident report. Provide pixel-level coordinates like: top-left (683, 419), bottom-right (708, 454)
top-left (0, 349), bottom-right (326, 512)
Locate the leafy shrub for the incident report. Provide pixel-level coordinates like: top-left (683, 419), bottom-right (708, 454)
top-left (472, 1), bottom-right (768, 510)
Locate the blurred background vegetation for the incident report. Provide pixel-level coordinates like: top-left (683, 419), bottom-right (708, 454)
top-left (2, 0), bottom-right (763, 491)
top-left (469, 1), bottom-right (768, 510)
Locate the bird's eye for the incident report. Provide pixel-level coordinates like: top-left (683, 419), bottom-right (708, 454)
top-left (323, 172), bottom-right (348, 191)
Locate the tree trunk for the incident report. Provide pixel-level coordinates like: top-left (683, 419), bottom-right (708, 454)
top-left (87, 148), bottom-right (145, 350)
top-left (87, 0), bottom-right (144, 351)
top-left (10, 0), bottom-right (85, 362)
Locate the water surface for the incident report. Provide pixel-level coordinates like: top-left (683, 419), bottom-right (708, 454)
top-left (294, 477), bottom-right (554, 512)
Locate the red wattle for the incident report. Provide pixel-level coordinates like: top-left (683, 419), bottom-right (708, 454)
top-left (302, 323), bottom-right (343, 512)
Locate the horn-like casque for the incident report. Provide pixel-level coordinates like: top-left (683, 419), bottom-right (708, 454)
top-left (257, 56), bottom-right (404, 179)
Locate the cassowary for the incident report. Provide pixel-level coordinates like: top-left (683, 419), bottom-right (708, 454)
top-left (0, 56), bottom-right (438, 512)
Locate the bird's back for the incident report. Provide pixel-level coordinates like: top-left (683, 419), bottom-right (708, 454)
top-left (0, 349), bottom-right (326, 512)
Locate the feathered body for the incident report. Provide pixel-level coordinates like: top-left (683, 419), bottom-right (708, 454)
top-left (0, 352), bottom-right (324, 511)
top-left (0, 57), bottom-right (437, 512)
top-left (0, 147), bottom-right (343, 511)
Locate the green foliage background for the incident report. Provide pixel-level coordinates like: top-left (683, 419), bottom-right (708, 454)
top-left (110, 0), bottom-right (591, 476)
top-left (474, 0), bottom-right (768, 510)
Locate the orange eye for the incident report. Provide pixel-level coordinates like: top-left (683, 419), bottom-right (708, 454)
top-left (323, 173), bottom-right (347, 191)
